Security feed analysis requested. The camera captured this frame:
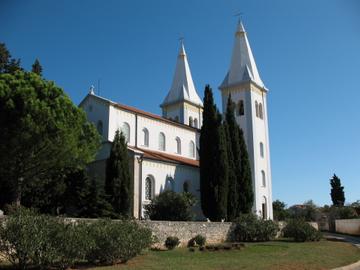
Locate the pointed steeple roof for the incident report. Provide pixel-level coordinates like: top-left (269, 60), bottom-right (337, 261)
top-left (161, 42), bottom-right (203, 107)
top-left (220, 21), bottom-right (265, 89)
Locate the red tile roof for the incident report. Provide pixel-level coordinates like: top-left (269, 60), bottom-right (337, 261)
top-left (129, 146), bottom-right (199, 168)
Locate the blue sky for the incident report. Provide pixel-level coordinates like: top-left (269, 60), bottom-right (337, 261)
top-left (1, 0), bottom-right (359, 207)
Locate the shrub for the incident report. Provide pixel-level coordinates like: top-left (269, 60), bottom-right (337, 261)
top-left (194, 234), bottom-right (206, 247)
top-left (144, 190), bottom-right (196, 221)
top-left (0, 208), bottom-right (152, 269)
top-left (164, 236), bottom-right (180, 250)
top-left (233, 213), bottom-right (278, 242)
top-left (86, 219), bottom-right (153, 264)
top-left (0, 207), bottom-right (68, 269)
top-left (283, 219), bottom-right (322, 242)
top-left (187, 238), bottom-right (196, 247)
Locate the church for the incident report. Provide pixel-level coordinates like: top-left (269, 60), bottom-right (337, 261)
top-left (79, 22), bottom-right (273, 220)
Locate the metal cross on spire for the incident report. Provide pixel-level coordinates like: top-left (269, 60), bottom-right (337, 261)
top-left (234, 11), bottom-right (244, 24)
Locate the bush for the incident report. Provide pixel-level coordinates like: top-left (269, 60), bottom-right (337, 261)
top-left (233, 214), bottom-right (278, 242)
top-left (0, 207), bottom-right (57, 269)
top-left (164, 236), bottom-right (180, 250)
top-left (194, 234), bottom-right (206, 247)
top-left (144, 190), bottom-right (196, 221)
top-left (86, 219), bottom-right (152, 264)
top-left (283, 219), bottom-right (322, 242)
top-left (0, 208), bottom-right (152, 269)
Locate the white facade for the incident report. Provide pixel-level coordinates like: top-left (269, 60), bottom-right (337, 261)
top-left (80, 23), bottom-right (273, 220)
top-left (219, 22), bottom-right (273, 219)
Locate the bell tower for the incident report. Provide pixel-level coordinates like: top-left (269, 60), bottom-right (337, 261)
top-left (219, 21), bottom-right (273, 219)
top-left (161, 41), bottom-right (203, 128)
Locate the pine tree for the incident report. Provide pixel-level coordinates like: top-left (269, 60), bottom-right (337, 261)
top-left (224, 95), bottom-right (241, 220)
top-left (238, 127), bottom-right (254, 213)
top-left (31, 59), bottom-right (43, 76)
top-left (0, 43), bottom-right (22, 74)
top-left (330, 174), bottom-right (345, 207)
top-left (105, 130), bottom-right (133, 217)
top-left (200, 85), bottom-right (228, 221)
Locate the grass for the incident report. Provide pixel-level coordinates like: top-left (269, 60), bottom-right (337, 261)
top-left (0, 239), bottom-right (359, 270)
top-left (87, 240), bottom-right (360, 270)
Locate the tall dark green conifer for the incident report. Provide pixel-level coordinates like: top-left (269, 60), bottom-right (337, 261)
top-left (224, 95), bottom-right (241, 220)
top-left (330, 174), bottom-right (345, 207)
top-left (105, 130), bottom-right (133, 217)
top-left (31, 59), bottom-right (43, 76)
top-left (238, 128), bottom-right (254, 213)
top-left (200, 85), bottom-right (228, 221)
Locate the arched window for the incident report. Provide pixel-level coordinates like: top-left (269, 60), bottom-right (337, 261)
top-left (194, 118), bottom-right (198, 128)
top-left (260, 142), bottom-right (264, 158)
top-left (175, 137), bottom-right (181, 154)
top-left (238, 100), bottom-right (244, 116)
top-left (261, 170), bottom-right (266, 187)
top-left (189, 140), bottom-right (195, 158)
top-left (165, 177), bottom-right (175, 191)
top-left (145, 176), bottom-right (154, 200)
top-left (175, 116), bottom-right (179, 122)
top-left (97, 120), bottom-right (103, 135)
top-left (262, 196), bottom-right (267, 219)
top-left (255, 101), bottom-right (259, 118)
top-left (122, 122), bottom-right (130, 143)
top-left (189, 116), bottom-right (193, 127)
top-left (259, 103), bottom-right (263, 119)
top-left (159, 132), bottom-right (166, 151)
top-left (183, 181), bottom-right (190, 192)
top-left (143, 128), bottom-right (149, 147)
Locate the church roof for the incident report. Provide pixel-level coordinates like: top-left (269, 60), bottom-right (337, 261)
top-left (220, 21), bottom-right (265, 90)
top-left (161, 42), bottom-right (203, 108)
top-left (128, 146), bottom-right (199, 167)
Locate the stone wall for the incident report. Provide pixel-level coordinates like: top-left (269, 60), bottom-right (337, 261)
top-left (335, 219), bottom-right (360, 235)
top-left (138, 220), bottom-right (236, 247)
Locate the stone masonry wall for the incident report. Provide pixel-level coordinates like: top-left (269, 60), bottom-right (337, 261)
top-left (138, 221), bottom-right (236, 247)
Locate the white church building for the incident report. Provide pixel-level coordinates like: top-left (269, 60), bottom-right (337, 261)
top-left (79, 22), bottom-right (273, 220)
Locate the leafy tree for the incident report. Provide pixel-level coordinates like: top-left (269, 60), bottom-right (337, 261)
top-left (0, 71), bottom-right (100, 207)
top-left (144, 190), bottom-right (196, 221)
top-left (0, 43), bottom-right (22, 74)
top-left (200, 85), bottom-right (228, 221)
top-left (330, 174), bottom-right (345, 207)
top-left (238, 127), bottom-right (253, 213)
top-left (272, 200), bottom-right (289, 221)
top-left (31, 59), bottom-right (43, 76)
top-left (105, 130), bottom-right (133, 217)
top-left (224, 95), bottom-right (241, 220)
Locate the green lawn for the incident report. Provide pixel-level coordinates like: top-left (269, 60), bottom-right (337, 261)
top-left (88, 240), bottom-right (360, 270)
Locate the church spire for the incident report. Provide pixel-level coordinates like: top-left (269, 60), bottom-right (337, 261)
top-left (220, 21), bottom-right (265, 89)
top-left (161, 41), bottom-right (203, 108)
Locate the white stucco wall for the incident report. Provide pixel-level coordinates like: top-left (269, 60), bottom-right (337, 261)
top-left (335, 219), bottom-right (360, 235)
top-left (141, 159), bottom-right (200, 217)
top-left (80, 95), bottom-right (110, 143)
top-left (107, 103), bottom-right (199, 160)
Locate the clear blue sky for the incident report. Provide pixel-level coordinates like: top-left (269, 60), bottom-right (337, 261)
top-left (1, 0), bottom-right (359, 207)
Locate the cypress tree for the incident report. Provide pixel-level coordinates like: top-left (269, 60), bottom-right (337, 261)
top-left (31, 59), bottom-right (43, 76)
top-left (224, 95), bottom-right (241, 220)
top-left (105, 130), bottom-right (133, 217)
top-left (200, 85), bottom-right (228, 221)
top-left (213, 114), bottom-right (229, 220)
top-left (330, 174), bottom-right (345, 207)
top-left (238, 127), bottom-right (254, 213)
